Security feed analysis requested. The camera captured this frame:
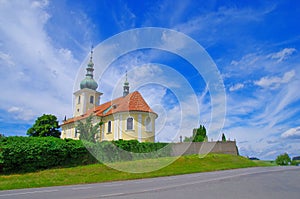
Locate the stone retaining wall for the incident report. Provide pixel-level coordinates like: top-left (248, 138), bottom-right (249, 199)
top-left (170, 141), bottom-right (238, 156)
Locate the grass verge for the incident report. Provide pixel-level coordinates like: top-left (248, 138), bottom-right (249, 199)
top-left (0, 154), bottom-right (275, 190)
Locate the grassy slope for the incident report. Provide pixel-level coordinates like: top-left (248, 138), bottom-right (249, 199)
top-left (0, 154), bottom-right (274, 190)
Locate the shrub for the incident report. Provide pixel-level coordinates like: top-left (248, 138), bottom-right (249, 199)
top-left (275, 153), bottom-right (291, 166)
top-left (86, 139), bottom-right (171, 162)
top-left (0, 136), bottom-right (96, 173)
top-left (0, 137), bottom-right (171, 173)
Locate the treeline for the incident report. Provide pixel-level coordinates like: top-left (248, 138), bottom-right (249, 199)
top-left (0, 137), bottom-right (170, 173)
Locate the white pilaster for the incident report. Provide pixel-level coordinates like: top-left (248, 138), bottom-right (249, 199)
top-left (138, 114), bottom-right (142, 142)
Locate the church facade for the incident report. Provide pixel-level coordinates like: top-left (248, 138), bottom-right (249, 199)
top-left (60, 50), bottom-right (157, 142)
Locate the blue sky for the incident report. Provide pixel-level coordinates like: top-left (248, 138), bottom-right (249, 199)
top-left (0, 0), bottom-right (300, 160)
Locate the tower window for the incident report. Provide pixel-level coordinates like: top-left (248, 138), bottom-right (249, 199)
top-left (127, 117), bottom-right (133, 130)
top-left (90, 96), bottom-right (94, 104)
top-left (108, 121), bottom-right (112, 133)
top-left (78, 96), bottom-right (81, 104)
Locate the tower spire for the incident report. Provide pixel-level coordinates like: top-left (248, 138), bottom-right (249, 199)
top-left (80, 46), bottom-right (98, 90)
top-left (123, 70), bottom-right (129, 97)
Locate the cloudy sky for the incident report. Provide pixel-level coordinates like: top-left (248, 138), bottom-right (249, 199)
top-left (0, 0), bottom-right (299, 160)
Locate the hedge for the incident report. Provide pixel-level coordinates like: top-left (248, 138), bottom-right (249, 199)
top-left (85, 140), bottom-right (170, 162)
top-left (0, 136), bottom-right (96, 173)
top-left (0, 137), bottom-right (171, 173)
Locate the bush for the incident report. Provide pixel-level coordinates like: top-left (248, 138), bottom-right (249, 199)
top-left (275, 153), bottom-right (291, 166)
top-left (0, 137), bottom-right (171, 173)
top-left (291, 160), bottom-right (299, 166)
top-left (0, 136), bottom-right (96, 173)
top-left (86, 139), bottom-right (171, 162)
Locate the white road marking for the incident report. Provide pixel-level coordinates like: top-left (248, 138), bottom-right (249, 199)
top-left (102, 183), bottom-right (123, 187)
top-left (71, 186), bottom-right (93, 190)
top-left (0, 189), bottom-right (59, 197)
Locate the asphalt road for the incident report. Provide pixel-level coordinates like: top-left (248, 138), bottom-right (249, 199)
top-left (0, 166), bottom-right (299, 199)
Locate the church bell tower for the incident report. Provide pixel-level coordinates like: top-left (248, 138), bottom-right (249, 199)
top-left (74, 48), bottom-right (103, 117)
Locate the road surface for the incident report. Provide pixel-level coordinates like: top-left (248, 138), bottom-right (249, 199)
top-left (0, 166), bottom-right (299, 199)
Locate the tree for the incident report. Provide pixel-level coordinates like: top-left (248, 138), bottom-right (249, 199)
top-left (184, 125), bottom-right (207, 142)
top-left (183, 136), bottom-right (193, 142)
top-left (275, 153), bottom-right (291, 165)
top-left (77, 115), bottom-right (100, 143)
top-left (193, 125), bottom-right (207, 142)
top-left (222, 133), bottom-right (226, 142)
top-left (27, 114), bottom-right (61, 138)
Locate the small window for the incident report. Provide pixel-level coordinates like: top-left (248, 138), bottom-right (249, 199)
top-left (145, 117), bottom-right (152, 132)
top-left (78, 96), bottom-right (81, 104)
top-left (90, 96), bottom-right (94, 104)
top-left (108, 121), bottom-right (112, 133)
top-left (127, 117), bottom-right (133, 130)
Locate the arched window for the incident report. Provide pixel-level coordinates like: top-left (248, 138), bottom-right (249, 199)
top-left (145, 117), bottom-right (152, 132)
top-left (78, 96), bottom-right (81, 104)
top-left (127, 117), bottom-right (133, 130)
top-left (108, 121), bottom-right (112, 133)
top-left (90, 96), bottom-right (94, 104)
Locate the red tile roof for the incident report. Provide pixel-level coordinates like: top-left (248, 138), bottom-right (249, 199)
top-left (62, 91), bottom-right (157, 125)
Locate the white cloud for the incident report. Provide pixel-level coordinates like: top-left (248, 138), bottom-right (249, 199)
top-left (174, 5), bottom-right (276, 47)
top-left (229, 83), bottom-right (244, 91)
top-left (268, 48), bottom-right (296, 62)
top-left (254, 70), bottom-right (295, 89)
top-left (0, 51), bottom-right (15, 66)
top-left (281, 127), bottom-right (300, 139)
top-left (0, 0), bottom-right (82, 124)
top-left (7, 106), bottom-right (35, 121)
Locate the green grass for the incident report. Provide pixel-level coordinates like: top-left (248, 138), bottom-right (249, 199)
top-left (0, 154), bottom-right (274, 190)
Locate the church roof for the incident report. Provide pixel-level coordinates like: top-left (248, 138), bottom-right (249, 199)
top-left (62, 91), bottom-right (157, 125)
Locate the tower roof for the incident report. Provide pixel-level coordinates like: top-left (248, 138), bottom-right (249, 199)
top-left (80, 48), bottom-right (98, 90)
top-left (62, 91), bottom-right (157, 125)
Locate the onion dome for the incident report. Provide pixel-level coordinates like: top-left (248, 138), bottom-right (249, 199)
top-left (80, 48), bottom-right (98, 90)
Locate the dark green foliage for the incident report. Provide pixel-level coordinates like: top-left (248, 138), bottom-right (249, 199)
top-left (183, 136), bottom-right (193, 142)
top-left (86, 139), bottom-right (171, 162)
top-left (275, 153), bottom-right (291, 165)
top-left (27, 114), bottom-right (61, 138)
top-left (222, 133), bottom-right (226, 142)
top-left (77, 115), bottom-right (99, 143)
top-left (0, 137), bottom-right (170, 173)
top-left (184, 125), bottom-right (207, 142)
top-left (0, 136), bottom-right (96, 173)
top-left (291, 160), bottom-right (299, 166)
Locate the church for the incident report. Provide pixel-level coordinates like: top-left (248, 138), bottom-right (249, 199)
top-left (60, 49), bottom-right (157, 142)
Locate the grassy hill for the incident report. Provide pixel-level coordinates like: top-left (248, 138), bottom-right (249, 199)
top-left (0, 154), bottom-right (275, 190)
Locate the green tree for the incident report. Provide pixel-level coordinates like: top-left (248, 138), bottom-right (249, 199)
top-left (275, 153), bottom-right (291, 165)
top-left (27, 114), bottom-right (61, 138)
top-left (222, 133), bottom-right (226, 142)
top-left (77, 115), bottom-right (100, 143)
top-left (193, 125), bottom-right (207, 142)
top-left (184, 125), bottom-right (207, 142)
top-left (183, 136), bottom-right (193, 142)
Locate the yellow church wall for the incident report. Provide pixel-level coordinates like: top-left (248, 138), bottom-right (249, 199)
top-left (61, 111), bottom-right (156, 143)
top-left (61, 123), bottom-right (79, 140)
top-left (100, 111), bottom-right (156, 142)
